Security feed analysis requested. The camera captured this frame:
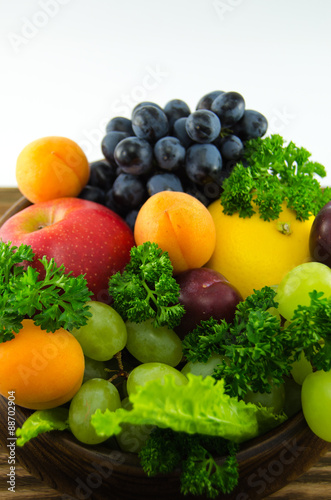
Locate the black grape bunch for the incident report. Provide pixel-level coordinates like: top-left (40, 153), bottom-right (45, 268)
top-left (79, 91), bottom-right (268, 230)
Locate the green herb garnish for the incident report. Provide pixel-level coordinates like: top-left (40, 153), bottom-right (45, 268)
top-left (286, 290), bottom-right (331, 372)
top-left (182, 287), bottom-right (288, 398)
top-left (140, 428), bottom-right (239, 499)
top-left (221, 134), bottom-right (331, 221)
top-left (108, 241), bottom-right (185, 328)
top-left (0, 241), bottom-right (92, 342)
top-left (182, 286), bottom-right (331, 399)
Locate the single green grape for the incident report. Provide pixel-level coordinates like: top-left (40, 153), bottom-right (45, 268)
top-left (244, 382), bottom-right (285, 414)
top-left (290, 352), bottom-right (313, 385)
top-left (69, 378), bottom-right (121, 445)
top-left (302, 369), bottom-right (331, 442)
top-left (115, 397), bottom-right (154, 453)
top-left (181, 353), bottom-right (227, 378)
top-left (83, 356), bottom-right (108, 383)
top-left (125, 319), bottom-right (183, 366)
top-left (275, 262), bottom-right (331, 320)
top-left (71, 301), bottom-right (127, 361)
top-left (127, 362), bottom-right (188, 395)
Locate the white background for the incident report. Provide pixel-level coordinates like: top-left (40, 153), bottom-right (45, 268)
top-left (1, 0), bottom-right (330, 187)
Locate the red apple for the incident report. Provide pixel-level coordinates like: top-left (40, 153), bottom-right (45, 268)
top-left (174, 267), bottom-right (243, 339)
top-left (0, 197), bottom-right (135, 303)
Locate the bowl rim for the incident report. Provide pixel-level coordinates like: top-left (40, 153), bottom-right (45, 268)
top-left (0, 195), bottom-right (32, 226)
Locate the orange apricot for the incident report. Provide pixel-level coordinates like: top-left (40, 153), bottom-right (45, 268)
top-left (0, 319), bottom-right (85, 410)
top-left (16, 136), bottom-right (90, 203)
top-left (134, 191), bottom-right (216, 274)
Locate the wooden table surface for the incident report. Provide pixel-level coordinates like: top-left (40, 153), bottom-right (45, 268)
top-left (0, 187), bottom-right (331, 500)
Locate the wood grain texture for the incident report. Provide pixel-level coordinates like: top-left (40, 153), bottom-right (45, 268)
top-left (0, 188), bottom-right (23, 215)
top-left (0, 188), bottom-right (330, 500)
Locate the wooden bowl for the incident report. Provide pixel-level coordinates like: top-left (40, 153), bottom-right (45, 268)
top-left (0, 197), bottom-right (330, 500)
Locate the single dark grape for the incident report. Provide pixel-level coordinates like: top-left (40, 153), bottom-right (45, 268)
top-left (172, 117), bottom-right (194, 148)
top-left (114, 137), bottom-right (153, 175)
top-left (185, 143), bottom-right (223, 186)
top-left (185, 110), bottom-right (221, 143)
top-left (78, 185), bottom-right (106, 204)
top-left (146, 173), bottom-right (183, 196)
top-left (105, 117), bottom-right (133, 135)
top-left (112, 173), bottom-right (147, 209)
top-left (131, 101), bottom-right (163, 118)
top-left (154, 137), bottom-right (186, 171)
top-left (211, 91), bottom-right (245, 128)
top-left (101, 131), bottom-right (130, 165)
top-left (232, 109), bottom-right (268, 140)
top-left (163, 99), bottom-right (191, 129)
top-left (88, 159), bottom-right (117, 191)
top-left (132, 105), bottom-right (169, 142)
top-left (219, 134), bottom-right (244, 160)
top-left (196, 90), bottom-right (224, 110)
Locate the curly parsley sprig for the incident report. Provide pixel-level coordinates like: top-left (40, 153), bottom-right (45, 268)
top-left (182, 286), bottom-right (331, 399)
top-left (139, 428), bottom-right (239, 499)
top-left (286, 290), bottom-right (331, 372)
top-left (221, 134), bottom-right (331, 221)
top-left (0, 241), bottom-right (92, 343)
top-left (108, 242), bottom-right (185, 328)
top-left (182, 287), bottom-right (289, 398)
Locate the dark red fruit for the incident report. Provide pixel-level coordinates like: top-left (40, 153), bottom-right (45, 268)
top-left (174, 267), bottom-right (243, 340)
top-left (309, 201), bottom-right (331, 267)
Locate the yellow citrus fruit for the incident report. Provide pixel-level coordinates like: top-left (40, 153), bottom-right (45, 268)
top-left (205, 200), bottom-right (314, 299)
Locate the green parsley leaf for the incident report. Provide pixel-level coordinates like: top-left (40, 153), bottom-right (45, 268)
top-left (108, 242), bottom-right (185, 328)
top-left (0, 241), bottom-right (92, 342)
top-left (221, 134), bottom-right (331, 221)
top-left (140, 428), bottom-right (239, 499)
top-left (286, 290), bottom-right (331, 372)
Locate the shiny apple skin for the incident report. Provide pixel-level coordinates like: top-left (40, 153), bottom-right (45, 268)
top-left (174, 267), bottom-right (243, 339)
top-left (309, 201), bottom-right (331, 267)
top-left (0, 197), bottom-right (135, 304)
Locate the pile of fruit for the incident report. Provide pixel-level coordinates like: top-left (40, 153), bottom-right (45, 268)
top-left (1, 90), bottom-right (331, 498)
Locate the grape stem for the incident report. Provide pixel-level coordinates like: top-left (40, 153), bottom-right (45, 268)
top-left (107, 351), bottom-right (129, 382)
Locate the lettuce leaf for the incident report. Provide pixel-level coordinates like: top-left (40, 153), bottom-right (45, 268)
top-left (91, 374), bottom-right (286, 443)
top-left (16, 407), bottom-right (69, 446)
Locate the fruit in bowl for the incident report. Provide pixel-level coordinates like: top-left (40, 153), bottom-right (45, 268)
top-left (1, 90), bottom-right (331, 500)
